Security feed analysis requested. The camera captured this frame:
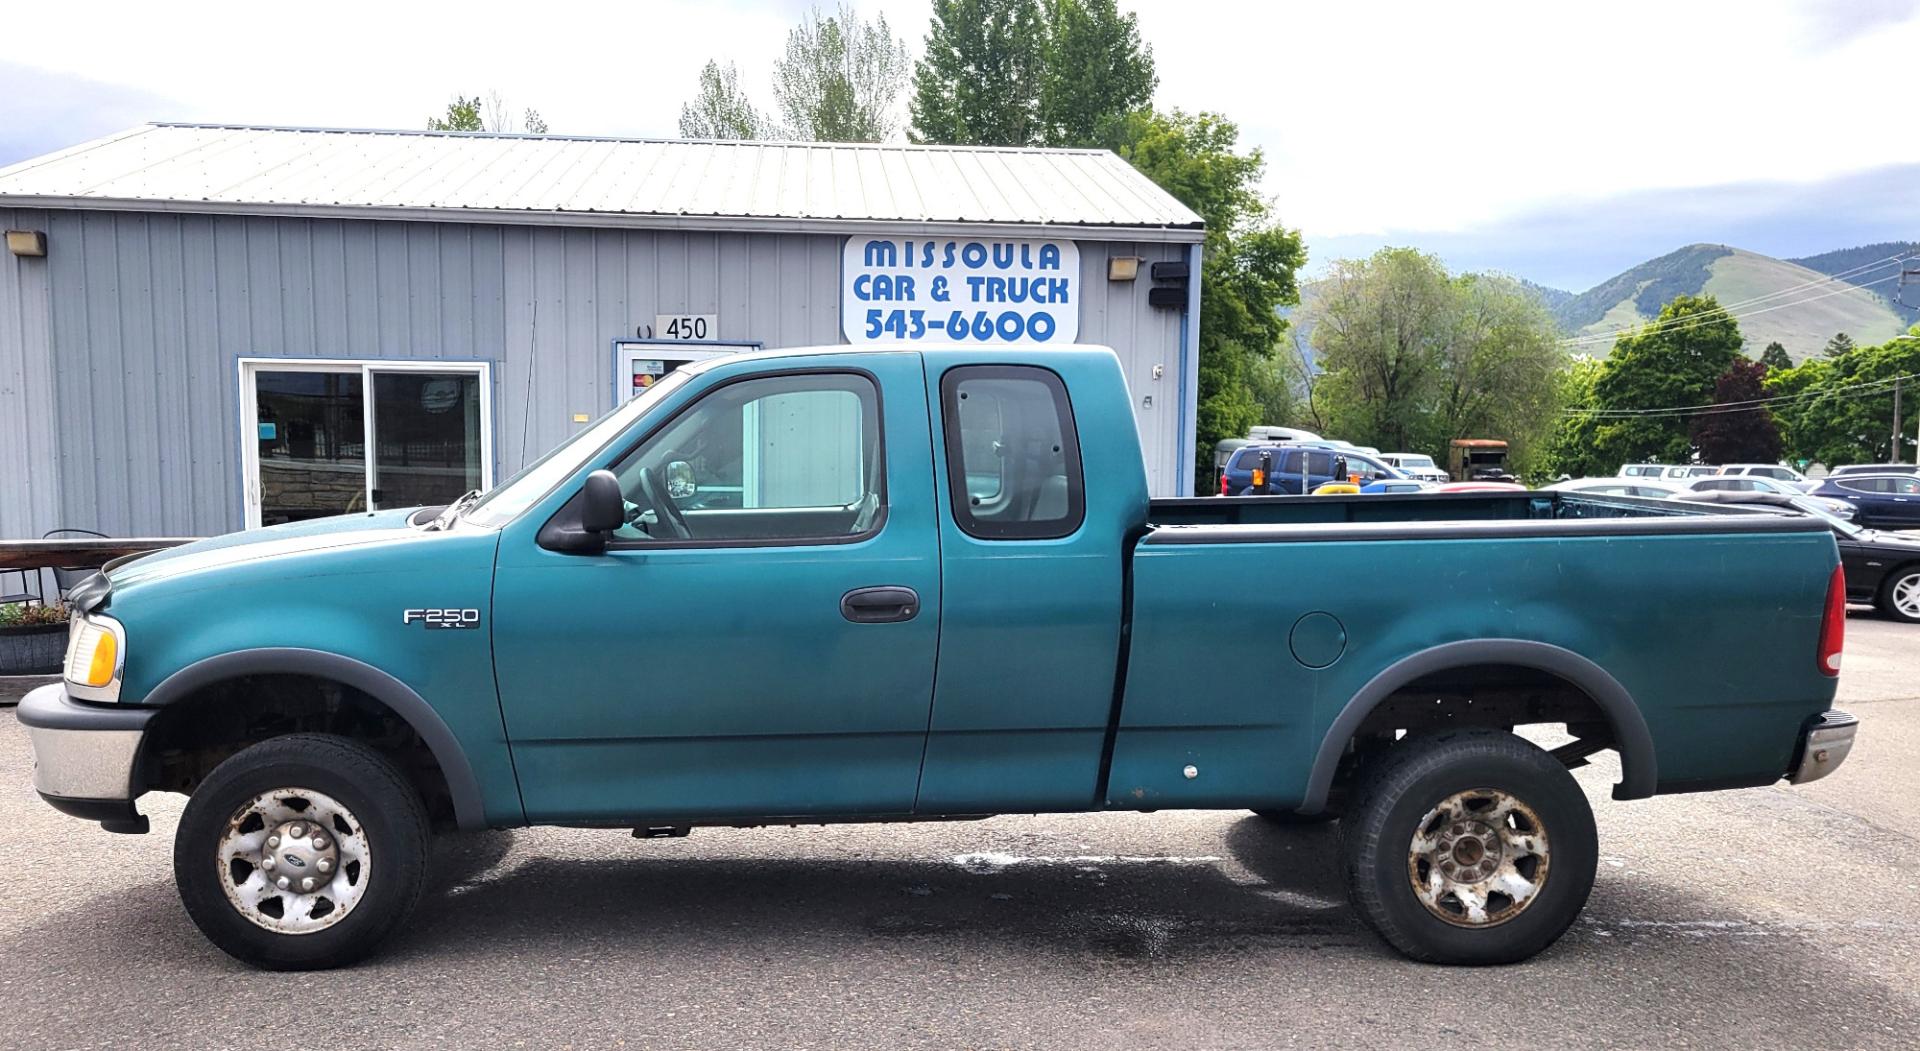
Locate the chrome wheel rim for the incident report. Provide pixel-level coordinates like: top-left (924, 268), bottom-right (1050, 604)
top-left (217, 788), bottom-right (371, 934)
top-left (1406, 788), bottom-right (1550, 928)
top-left (1893, 573), bottom-right (1920, 619)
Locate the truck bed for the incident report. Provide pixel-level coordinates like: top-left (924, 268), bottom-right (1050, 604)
top-left (1107, 488), bottom-right (1838, 813)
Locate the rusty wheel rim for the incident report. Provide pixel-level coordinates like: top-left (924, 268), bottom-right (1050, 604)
top-left (1406, 788), bottom-right (1550, 928)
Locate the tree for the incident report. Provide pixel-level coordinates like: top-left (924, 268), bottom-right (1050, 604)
top-left (1760, 341), bottom-right (1793, 371)
top-left (1303, 251), bottom-right (1565, 473)
top-left (680, 60), bottom-right (772, 139)
top-left (1110, 110), bottom-right (1304, 488)
top-left (910, 0), bottom-right (1045, 145)
top-left (428, 92), bottom-right (548, 134)
top-left (1825, 332), bottom-right (1856, 358)
top-left (1542, 356), bottom-right (1606, 478)
top-left (1771, 333), bottom-right (1920, 466)
top-left (1690, 359), bottom-right (1782, 464)
top-left (772, 4), bottom-right (910, 142)
top-left (1571, 295), bottom-right (1746, 467)
top-left (1039, 0), bottom-right (1156, 146)
top-left (909, 0), bottom-right (1155, 147)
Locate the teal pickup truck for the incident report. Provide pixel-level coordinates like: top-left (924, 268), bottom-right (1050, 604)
top-left (20, 345), bottom-right (1857, 971)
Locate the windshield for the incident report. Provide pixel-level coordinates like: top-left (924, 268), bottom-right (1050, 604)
top-left (466, 371), bottom-right (692, 527)
top-left (1398, 455), bottom-right (1434, 468)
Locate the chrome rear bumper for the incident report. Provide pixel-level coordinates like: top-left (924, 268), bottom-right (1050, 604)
top-left (1789, 710), bottom-right (1857, 785)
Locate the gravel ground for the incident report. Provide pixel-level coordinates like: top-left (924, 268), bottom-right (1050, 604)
top-left (2, 614), bottom-right (1915, 1050)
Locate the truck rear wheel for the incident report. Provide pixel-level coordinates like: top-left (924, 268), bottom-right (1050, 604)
top-left (1341, 730), bottom-right (1596, 965)
top-left (173, 733), bottom-right (429, 970)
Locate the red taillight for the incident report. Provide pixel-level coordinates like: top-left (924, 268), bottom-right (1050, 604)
top-left (1818, 564), bottom-right (1846, 676)
top-left (1220, 474), bottom-right (1230, 496)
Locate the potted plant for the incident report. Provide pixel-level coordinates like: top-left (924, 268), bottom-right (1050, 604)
top-left (0, 602), bottom-right (68, 676)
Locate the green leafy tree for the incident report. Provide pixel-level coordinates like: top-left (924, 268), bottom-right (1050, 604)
top-left (1305, 251), bottom-right (1565, 472)
top-left (910, 0), bottom-right (1154, 147)
top-left (1770, 334), bottom-right (1920, 466)
top-left (1543, 356), bottom-right (1606, 478)
top-left (1039, 0), bottom-right (1156, 146)
top-left (1110, 110), bottom-right (1304, 488)
top-left (773, 4), bottom-right (911, 141)
top-left (428, 96), bottom-right (484, 132)
top-left (1824, 332), bottom-right (1856, 358)
top-left (1760, 341), bottom-right (1793, 371)
top-left (428, 92), bottom-right (547, 133)
top-left (680, 60), bottom-right (772, 139)
top-left (1572, 295), bottom-right (1746, 467)
top-left (910, 0), bottom-right (1046, 145)
top-left (1690, 358), bottom-right (1783, 464)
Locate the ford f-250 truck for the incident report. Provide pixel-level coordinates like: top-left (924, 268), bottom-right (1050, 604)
top-left (20, 345), bottom-right (1858, 971)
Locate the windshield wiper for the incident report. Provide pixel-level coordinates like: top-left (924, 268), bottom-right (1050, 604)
top-left (431, 489), bottom-right (483, 531)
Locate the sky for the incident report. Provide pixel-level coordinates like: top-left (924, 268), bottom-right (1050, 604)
top-left (2, 0), bottom-right (1916, 291)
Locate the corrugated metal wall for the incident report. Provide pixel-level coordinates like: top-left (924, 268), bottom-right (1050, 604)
top-left (0, 206), bottom-right (1189, 539)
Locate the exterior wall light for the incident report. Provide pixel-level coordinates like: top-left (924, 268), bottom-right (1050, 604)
top-left (1107, 255), bottom-right (1141, 281)
top-left (6, 230), bottom-right (47, 257)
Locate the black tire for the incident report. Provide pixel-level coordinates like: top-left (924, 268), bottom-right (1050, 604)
top-left (173, 733), bottom-right (429, 971)
top-left (1877, 566), bottom-right (1920, 624)
top-left (1342, 730), bottom-right (1597, 965)
top-left (1251, 808), bottom-right (1338, 825)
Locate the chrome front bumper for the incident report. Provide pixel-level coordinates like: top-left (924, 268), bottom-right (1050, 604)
top-left (1789, 710), bottom-right (1857, 785)
top-left (15, 683), bottom-right (155, 832)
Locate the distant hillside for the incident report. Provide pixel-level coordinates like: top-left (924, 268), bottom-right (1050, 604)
top-left (1552, 244), bottom-right (1910, 361)
top-left (1786, 241), bottom-right (1920, 326)
top-left (1514, 278), bottom-right (1575, 311)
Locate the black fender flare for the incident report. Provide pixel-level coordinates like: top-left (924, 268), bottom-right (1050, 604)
top-left (139, 648), bottom-right (487, 829)
top-left (1299, 639), bottom-right (1656, 814)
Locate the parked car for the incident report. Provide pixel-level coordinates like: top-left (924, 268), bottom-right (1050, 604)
top-left (1544, 477), bottom-right (1684, 499)
top-left (1356, 479), bottom-right (1436, 494)
top-left (1718, 463), bottom-right (1814, 491)
top-left (1379, 452), bottom-right (1449, 483)
top-left (1809, 473), bottom-right (1920, 530)
top-left (1828, 463), bottom-right (1920, 477)
top-left (1432, 480), bottom-right (1528, 492)
top-left (1662, 465), bottom-right (1719, 480)
top-left (1685, 476), bottom-right (1856, 521)
top-left (1219, 444), bottom-right (1408, 495)
top-left (1617, 464), bottom-right (1671, 479)
top-left (1679, 491), bottom-right (1920, 622)
top-left (19, 344), bottom-right (1854, 972)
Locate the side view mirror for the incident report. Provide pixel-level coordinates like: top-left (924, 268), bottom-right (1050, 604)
top-left (581, 470), bottom-right (625, 533)
top-left (666, 460), bottom-right (696, 500)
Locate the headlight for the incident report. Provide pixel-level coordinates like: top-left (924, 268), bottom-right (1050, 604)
top-left (64, 614), bottom-right (126, 702)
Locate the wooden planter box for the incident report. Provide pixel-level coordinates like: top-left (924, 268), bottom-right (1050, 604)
top-left (0, 622), bottom-right (66, 675)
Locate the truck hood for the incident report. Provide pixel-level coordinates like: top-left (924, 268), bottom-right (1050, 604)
top-left (100, 509), bottom-right (433, 595)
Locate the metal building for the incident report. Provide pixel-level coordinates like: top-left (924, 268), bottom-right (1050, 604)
top-left (0, 123), bottom-right (1205, 542)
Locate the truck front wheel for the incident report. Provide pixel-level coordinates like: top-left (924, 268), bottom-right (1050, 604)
top-left (1341, 730), bottom-right (1597, 965)
top-left (173, 733), bottom-right (429, 970)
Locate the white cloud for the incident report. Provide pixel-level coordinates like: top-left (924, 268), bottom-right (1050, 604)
top-left (6, 0), bottom-right (1917, 253)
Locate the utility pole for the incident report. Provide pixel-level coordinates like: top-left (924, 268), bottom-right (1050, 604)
top-left (1897, 376), bottom-right (1904, 464)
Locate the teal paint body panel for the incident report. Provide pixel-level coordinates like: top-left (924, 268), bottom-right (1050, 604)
top-left (489, 350), bottom-right (943, 822)
top-left (99, 511), bottom-right (524, 826)
top-left (910, 348), bottom-right (1145, 813)
top-left (1109, 528), bottom-right (1840, 809)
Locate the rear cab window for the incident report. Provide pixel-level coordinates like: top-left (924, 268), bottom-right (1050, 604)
top-left (941, 365), bottom-right (1085, 539)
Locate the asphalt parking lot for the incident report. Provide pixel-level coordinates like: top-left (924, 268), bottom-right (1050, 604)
top-left (3, 614), bottom-right (1916, 1050)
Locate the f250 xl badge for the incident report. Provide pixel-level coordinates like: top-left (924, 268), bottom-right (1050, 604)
top-left (402, 608), bottom-right (481, 630)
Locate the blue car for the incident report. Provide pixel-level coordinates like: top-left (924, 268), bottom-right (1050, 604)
top-left (1809, 473), bottom-right (1920, 530)
top-left (1219, 444), bottom-right (1409, 495)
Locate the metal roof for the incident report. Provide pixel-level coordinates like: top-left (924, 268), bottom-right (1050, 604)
top-left (0, 123), bottom-right (1205, 242)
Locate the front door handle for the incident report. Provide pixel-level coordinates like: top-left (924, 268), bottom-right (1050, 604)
top-left (841, 586), bottom-right (920, 624)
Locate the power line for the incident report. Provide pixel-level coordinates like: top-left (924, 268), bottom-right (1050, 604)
top-left (1558, 271), bottom-right (1904, 349)
top-left (1563, 371), bottom-right (1920, 420)
top-left (1559, 250), bottom-right (1914, 347)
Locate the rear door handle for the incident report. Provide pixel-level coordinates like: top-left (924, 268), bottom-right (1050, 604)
top-left (841, 586), bottom-right (920, 624)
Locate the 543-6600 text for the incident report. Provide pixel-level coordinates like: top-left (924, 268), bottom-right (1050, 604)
top-left (863, 308), bottom-right (1058, 342)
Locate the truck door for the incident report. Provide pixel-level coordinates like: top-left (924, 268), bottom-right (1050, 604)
top-left (913, 356), bottom-right (1136, 813)
top-left (489, 353), bottom-right (941, 822)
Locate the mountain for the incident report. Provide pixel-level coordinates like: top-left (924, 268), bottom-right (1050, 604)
top-left (1786, 241), bottom-right (1920, 327)
top-left (1550, 244), bottom-right (1912, 362)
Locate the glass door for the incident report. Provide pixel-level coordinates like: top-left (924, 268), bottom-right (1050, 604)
top-left (243, 361), bottom-right (492, 528)
top-left (252, 369), bottom-right (367, 525)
